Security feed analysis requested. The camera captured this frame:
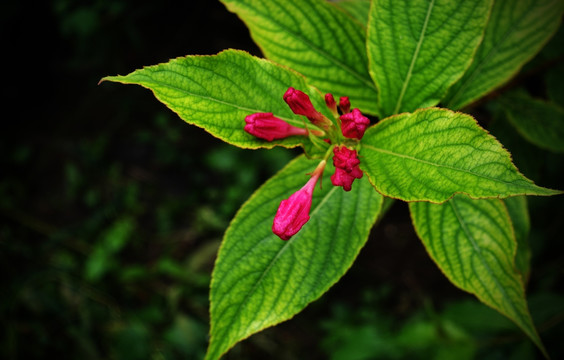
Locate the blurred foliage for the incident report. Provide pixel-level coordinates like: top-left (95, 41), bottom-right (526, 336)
top-left (321, 289), bottom-right (564, 360)
top-left (2, 1), bottom-right (563, 359)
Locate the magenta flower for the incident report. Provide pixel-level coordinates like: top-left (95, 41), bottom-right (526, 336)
top-left (272, 160), bottom-right (326, 240)
top-left (339, 96), bottom-right (351, 114)
top-left (332, 145), bottom-right (360, 171)
top-left (245, 112), bottom-right (311, 141)
top-left (339, 108), bottom-right (370, 139)
top-left (330, 146), bottom-right (363, 191)
top-left (325, 93), bottom-right (337, 114)
top-left (283, 87), bottom-right (328, 127)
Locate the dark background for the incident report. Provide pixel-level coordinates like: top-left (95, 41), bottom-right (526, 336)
top-left (2, 1), bottom-right (563, 359)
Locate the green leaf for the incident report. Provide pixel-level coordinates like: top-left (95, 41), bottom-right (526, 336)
top-left (366, 0), bottom-right (492, 117)
top-left (206, 155), bottom-right (383, 360)
top-left (359, 108), bottom-right (560, 203)
top-left (329, 0), bottom-right (371, 27)
top-left (102, 49), bottom-right (329, 157)
top-left (504, 196), bottom-right (531, 282)
top-left (220, 0), bottom-right (380, 115)
top-left (487, 110), bottom-right (547, 183)
top-left (499, 92), bottom-right (564, 153)
top-left (409, 196), bottom-right (546, 356)
top-left (444, 0), bottom-right (564, 110)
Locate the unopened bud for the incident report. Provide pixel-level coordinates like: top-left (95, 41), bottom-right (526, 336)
top-left (245, 112), bottom-right (309, 141)
top-left (339, 97), bottom-right (351, 114)
top-left (339, 108), bottom-right (370, 139)
top-left (272, 160), bottom-right (326, 240)
top-left (330, 146), bottom-right (363, 191)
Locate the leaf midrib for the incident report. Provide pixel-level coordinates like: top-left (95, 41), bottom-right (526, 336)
top-left (362, 144), bottom-right (527, 188)
top-left (210, 186), bottom-right (338, 358)
top-left (393, 0), bottom-right (435, 114)
top-left (238, 0), bottom-right (378, 91)
top-left (113, 74), bottom-right (307, 127)
top-left (449, 198), bottom-right (525, 324)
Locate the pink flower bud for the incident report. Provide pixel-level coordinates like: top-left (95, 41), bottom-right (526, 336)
top-left (339, 97), bottom-right (351, 114)
top-left (245, 112), bottom-right (309, 141)
top-left (283, 87), bottom-right (327, 127)
top-left (339, 108), bottom-right (370, 139)
top-left (332, 146), bottom-right (360, 172)
top-left (325, 93), bottom-right (337, 114)
top-left (331, 168), bottom-right (362, 191)
top-left (331, 146), bottom-right (363, 191)
top-left (272, 160), bottom-right (326, 240)
top-left (272, 185), bottom-right (312, 240)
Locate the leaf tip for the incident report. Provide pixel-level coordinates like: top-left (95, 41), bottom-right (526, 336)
top-left (98, 75), bottom-right (121, 85)
top-left (527, 185), bottom-right (563, 197)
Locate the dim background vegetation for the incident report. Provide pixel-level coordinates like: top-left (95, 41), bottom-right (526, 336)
top-left (2, 1), bottom-right (564, 359)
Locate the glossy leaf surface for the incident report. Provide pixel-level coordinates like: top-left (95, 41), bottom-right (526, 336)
top-left (444, 0), bottom-right (564, 110)
top-left (367, 0), bottom-right (492, 117)
top-left (330, 0), bottom-right (371, 27)
top-left (207, 156), bottom-right (383, 359)
top-left (359, 108), bottom-right (559, 203)
top-left (102, 49), bottom-right (329, 156)
top-left (410, 196), bottom-right (545, 355)
top-left (221, 0), bottom-right (380, 115)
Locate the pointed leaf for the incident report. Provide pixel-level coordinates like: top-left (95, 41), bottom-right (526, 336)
top-left (499, 92), bottom-right (564, 153)
top-left (359, 108), bottom-right (560, 203)
top-left (444, 0), bottom-right (564, 110)
top-left (206, 156), bottom-right (383, 360)
top-left (367, 0), bottom-right (492, 117)
top-left (102, 49), bottom-right (329, 157)
top-left (220, 0), bottom-right (380, 115)
top-left (330, 0), bottom-right (371, 27)
top-left (409, 196), bottom-right (546, 356)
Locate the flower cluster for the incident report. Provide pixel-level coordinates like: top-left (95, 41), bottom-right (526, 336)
top-left (244, 87), bottom-right (371, 240)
